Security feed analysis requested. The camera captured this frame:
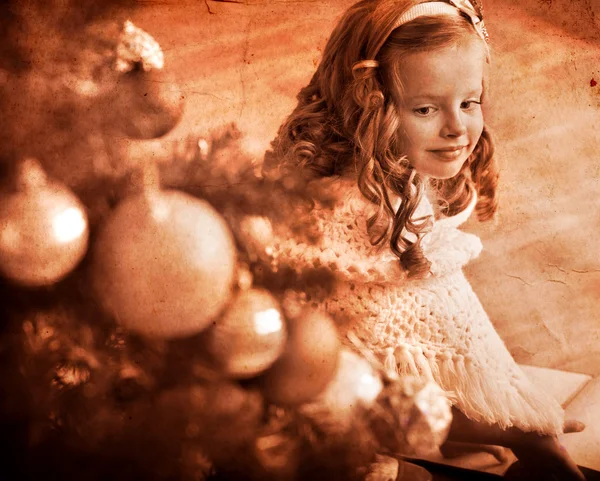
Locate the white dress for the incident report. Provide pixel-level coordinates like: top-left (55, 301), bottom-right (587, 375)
top-left (264, 177), bottom-right (564, 435)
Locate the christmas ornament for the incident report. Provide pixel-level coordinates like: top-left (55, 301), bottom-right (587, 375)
top-left (300, 348), bottom-right (384, 432)
top-left (369, 376), bottom-right (452, 456)
top-left (253, 407), bottom-right (301, 481)
top-left (115, 20), bottom-right (164, 73)
top-left (0, 158), bottom-right (89, 286)
top-left (204, 288), bottom-right (287, 379)
top-left (109, 20), bottom-right (184, 139)
top-left (405, 381), bottom-right (453, 455)
top-left (259, 309), bottom-right (341, 405)
top-left (92, 164), bottom-right (237, 339)
top-left (111, 68), bottom-right (184, 140)
top-left (236, 264), bottom-right (254, 291)
top-left (52, 360), bottom-right (92, 390)
top-left (237, 215), bottom-right (275, 263)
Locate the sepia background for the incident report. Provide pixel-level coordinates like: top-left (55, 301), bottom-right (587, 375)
top-left (126, 0), bottom-right (600, 378)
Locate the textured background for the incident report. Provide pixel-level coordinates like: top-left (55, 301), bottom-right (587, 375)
top-left (126, 0), bottom-right (600, 377)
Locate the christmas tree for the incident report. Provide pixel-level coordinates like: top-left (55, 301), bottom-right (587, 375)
top-left (0, 2), bottom-right (452, 480)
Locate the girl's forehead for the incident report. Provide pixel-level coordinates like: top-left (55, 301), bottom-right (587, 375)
top-left (396, 39), bottom-right (486, 97)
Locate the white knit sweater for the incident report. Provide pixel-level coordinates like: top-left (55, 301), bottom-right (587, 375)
top-left (266, 176), bottom-right (564, 435)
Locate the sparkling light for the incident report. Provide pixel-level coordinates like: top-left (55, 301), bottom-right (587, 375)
top-left (357, 371), bottom-right (384, 403)
top-left (52, 207), bottom-right (87, 243)
top-left (254, 308), bottom-right (284, 335)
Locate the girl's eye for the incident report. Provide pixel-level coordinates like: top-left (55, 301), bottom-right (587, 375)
top-left (461, 100), bottom-right (482, 110)
top-left (414, 106), bottom-right (434, 116)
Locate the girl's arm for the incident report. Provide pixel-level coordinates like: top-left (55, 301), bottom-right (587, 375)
top-left (445, 407), bottom-right (587, 480)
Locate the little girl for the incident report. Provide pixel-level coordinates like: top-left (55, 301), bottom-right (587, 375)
top-left (262, 0), bottom-right (586, 479)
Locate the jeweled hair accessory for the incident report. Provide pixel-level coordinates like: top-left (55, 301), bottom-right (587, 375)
top-left (393, 0), bottom-right (489, 43)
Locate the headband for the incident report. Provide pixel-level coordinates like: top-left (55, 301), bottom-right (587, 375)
top-left (394, 0), bottom-right (489, 42)
top-left (352, 0), bottom-right (488, 73)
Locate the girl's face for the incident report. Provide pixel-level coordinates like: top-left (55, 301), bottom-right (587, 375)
top-left (394, 37), bottom-right (487, 180)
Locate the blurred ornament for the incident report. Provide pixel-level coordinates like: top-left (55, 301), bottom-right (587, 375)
top-left (204, 288), bottom-right (287, 379)
top-left (254, 431), bottom-right (299, 480)
top-left (239, 215), bottom-right (274, 246)
top-left (252, 407), bottom-right (300, 480)
top-left (237, 215), bottom-right (275, 264)
top-left (111, 67), bottom-right (184, 139)
top-left (113, 362), bottom-right (154, 402)
top-left (406, 382), bottom-right (453, 454)
top-left (301, 348), bottom-right (383, 432)
top-left (322, 349), bottom-right (383, 409)
top-left (236, 264), bottom-right (254, 291)
top-left (108, 20), bottom-right (184, 139)
top-left (115, 20), bottom-right (164, 73)
top-left (369, 376), bottom-right (452, 456)
top-left (52, 359), bottom-right (91, 390)
top-left (92, 163), bottom-right (237, 339)
top-left (259, 309), bottom-right (340, 405)
top-left (0, 158), bottom-right (89, 286)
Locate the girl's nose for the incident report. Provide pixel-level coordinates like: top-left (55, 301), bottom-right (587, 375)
top-left (442, 111), bottom-right (467, 138)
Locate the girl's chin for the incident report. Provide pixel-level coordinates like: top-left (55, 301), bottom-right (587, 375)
top-left (412, 160), bottom-right (466, 180)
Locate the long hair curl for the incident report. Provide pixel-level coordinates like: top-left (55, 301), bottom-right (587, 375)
top-left (264, 0), bottom-right (499, 278)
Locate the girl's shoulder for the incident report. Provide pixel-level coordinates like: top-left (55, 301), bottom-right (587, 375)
top-left (304, 176), bottom-right (483, 280)
top-left (247, 176), bottom-right (483, 284)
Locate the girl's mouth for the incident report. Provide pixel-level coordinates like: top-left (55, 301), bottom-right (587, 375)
top-left (429, 146), bottom-right (466, 161)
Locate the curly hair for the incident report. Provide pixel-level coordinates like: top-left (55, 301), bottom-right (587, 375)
top-left (264, 0), bottom-right (499, 278)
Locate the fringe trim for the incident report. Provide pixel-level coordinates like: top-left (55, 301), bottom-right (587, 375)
top-left (389, 343), bottom-right (565, 436)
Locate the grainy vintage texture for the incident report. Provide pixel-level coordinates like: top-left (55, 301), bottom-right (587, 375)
top-left (125, 0), bottom-right (600, 378)
top-left (1, 1), bottom-right (599, 479)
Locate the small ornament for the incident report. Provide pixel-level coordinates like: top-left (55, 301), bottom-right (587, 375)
top-left (236, 264), bottom-right (254, 291)
top-left (300, 349), bottom-right (384, 432)
top-left (111, 67), bottom-right (185, 140)
top-left (405, 382), bottom-right (453, 455)
top-left (239, 215), bottom-right (274, 247)
top-left (259, 309), bottom-right (341, 406)
top-left (52, 360), bottom-right (91, 390)
top-left (115, 20), bottom-right (164, 73)
top-left (253, 407), bottom-right (300, 480)
top-left (236, 215), bottom-right (275, 264)
top-left (369, 376), bottom-right (452, 456)
top-left (204, 288), bottom-right (287, 379)
top-left (108, 20), bottom-right (184, 139)
top-left (0, 159), bottom-right (89, 286)
top-left (92, 163), bottom-right (237, 339)
top-left (113, 362), bottom-right (154, 402)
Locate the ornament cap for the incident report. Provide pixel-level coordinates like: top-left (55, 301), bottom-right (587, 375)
top-left (129, 161), bottom-right (162, 198)
top-left (15, 158), bottom-right (48, 191)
